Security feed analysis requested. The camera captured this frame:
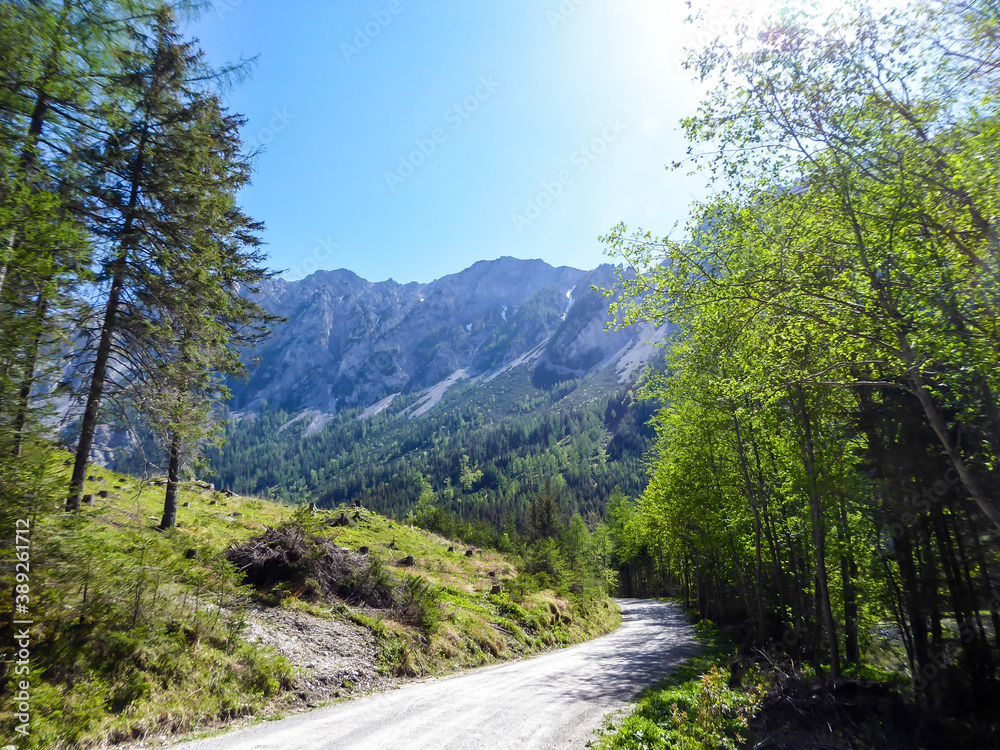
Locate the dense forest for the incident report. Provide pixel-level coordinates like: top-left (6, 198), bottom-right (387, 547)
top-left (195, 365), bottom-right (658, 536)
top-left (601, 0), bottom-right (1000, 737)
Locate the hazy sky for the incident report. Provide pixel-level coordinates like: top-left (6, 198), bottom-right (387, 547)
top-left (188, 1), bottom-right (746, 284)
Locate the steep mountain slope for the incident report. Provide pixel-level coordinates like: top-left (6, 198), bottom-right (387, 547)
top-left (111, 257), bottom-right (667, 526)
top-left (232, 257), bottom-right (585, 413)
top-left (206, 361), bottom-right (661, 526)
top-left (199, 257), bottom-right (668, 526)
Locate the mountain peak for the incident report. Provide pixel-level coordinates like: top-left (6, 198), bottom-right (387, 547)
top-left (232, 257), bottom-right (660, 416)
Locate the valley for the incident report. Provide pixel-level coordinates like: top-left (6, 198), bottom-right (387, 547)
top-left (110, 257), bottom-right (667, 531)
top-left (4, 1), bottom-right (1000, 748)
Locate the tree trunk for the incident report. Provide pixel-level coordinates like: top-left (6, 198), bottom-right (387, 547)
top-left (0, 1), bottom-right (70, 299)
top-left (967, 507), bottom-right (1000, 650)
top-left (883, 552), bottom-right (917, 681)
top-left (67, 123), bottom-right (148, 510)
top-left (795, 385), bottom-right (841, 679)
top-left (836, 492), bottom-right (860, 664)
top-left (920, 517), bottom-right (943, 645)
top-left (784, 527), bottom-right (808, 644)
top-left (906, 368), bottom-right (1000, 529)
top-left (683, 554), bottom-right (690, 610)
top-left (949, 506), bottom-right (988, 644)
top-left (895, 527), bottom-right (931, 677)
top-left (11, 293), bottom-right (47, 457)
top-left (67, 259), bottom-right (125, 510)
top-left (160, 433), bottom-right (182, 529)
top-left (732, 413), bottom-right (766, 637)
top-left (930, 507), bottom-right (973, 640)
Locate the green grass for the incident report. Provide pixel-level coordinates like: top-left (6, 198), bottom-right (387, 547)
top-left (0, 447), bottom-right (620, 749)
top-left (289, 504), bottom-right (621, 674)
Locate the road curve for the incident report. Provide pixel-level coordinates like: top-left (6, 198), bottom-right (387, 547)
top-left (176, 599), bottom-right (698, 750)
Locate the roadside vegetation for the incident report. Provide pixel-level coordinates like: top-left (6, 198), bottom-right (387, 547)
top-left (0, 450), bottom-right (619, 750)
top-left (596, 621), bottom-right (762, 750)
top-left (596, 612), bottom-right (992, 749)
top-left (600, 0), bottom-right (1000, 745)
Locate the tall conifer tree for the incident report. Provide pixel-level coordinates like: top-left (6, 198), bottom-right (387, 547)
top-left (66, 9), bottom-right (273, 510)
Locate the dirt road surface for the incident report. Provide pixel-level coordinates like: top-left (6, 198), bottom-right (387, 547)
top-left (175, 598), bottom-right (697, 750)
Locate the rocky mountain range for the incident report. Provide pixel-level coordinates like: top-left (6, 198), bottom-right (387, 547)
top-left (233, 256), bottom-right (668, 424)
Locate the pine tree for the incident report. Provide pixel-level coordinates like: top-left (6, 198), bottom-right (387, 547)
top-left (66, 9), bottom-right (270, 510)
top-left (141, 90), bottom-right (279, 529)
top-left (0, 1), bottom-right (188, 461)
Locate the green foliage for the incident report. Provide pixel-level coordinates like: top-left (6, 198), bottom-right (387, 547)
top-left (602, 0), bottom-right (1000, 722)
top-left (0, 6), bottom-right (289, 736)
top-left (398, 574), bottom-right (441, 631)
top-left (0, 459), bottom-right (298, 749)
top-left (600, 666), bottom-right (763, 750)
top-left (63, 6), bottom-right (277, 512)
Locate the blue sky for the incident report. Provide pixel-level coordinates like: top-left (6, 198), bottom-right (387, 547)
top-left (188, 1), bottom-right (731, 284)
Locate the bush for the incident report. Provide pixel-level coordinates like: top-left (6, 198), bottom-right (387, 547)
top-left (601, 666), bottom-right (763, 750)
top-left (397, 574), bottom-right (441, 631)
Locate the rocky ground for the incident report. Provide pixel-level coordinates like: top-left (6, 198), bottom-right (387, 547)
top-left (242, 606), bottom-right (395, 708)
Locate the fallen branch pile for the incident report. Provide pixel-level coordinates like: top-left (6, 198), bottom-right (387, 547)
top-left (226, 526), bottom-right (396, 608)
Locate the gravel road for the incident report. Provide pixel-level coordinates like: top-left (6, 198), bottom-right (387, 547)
top-left (175, 598), bottom-right (698, 750)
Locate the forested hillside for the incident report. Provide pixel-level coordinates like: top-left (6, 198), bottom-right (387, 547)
top-left (199, 360), bottom-right (658, 537)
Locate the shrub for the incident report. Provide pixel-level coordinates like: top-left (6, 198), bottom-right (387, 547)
top-left (601, 666), bottom-right (763, 750)
top-left (397, 574), bottom-right (441, 631)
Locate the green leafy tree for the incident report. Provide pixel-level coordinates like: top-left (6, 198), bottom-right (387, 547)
top-left (604, 0), bottom-right (1000, 696)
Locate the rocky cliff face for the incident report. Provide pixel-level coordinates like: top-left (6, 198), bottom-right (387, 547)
top-left (232, 257), bottom-right (663, 416)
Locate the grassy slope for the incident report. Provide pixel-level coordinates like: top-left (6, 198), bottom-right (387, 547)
top-left (0, 452), bottom-right (620, 749)
top-left (303, 507), bottom-right (620, 674)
